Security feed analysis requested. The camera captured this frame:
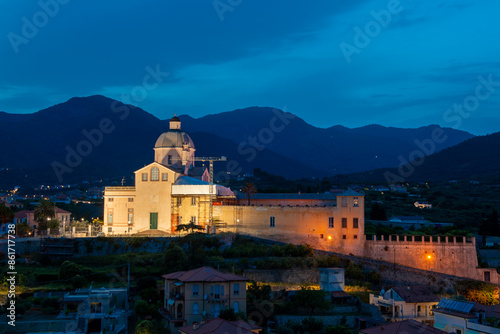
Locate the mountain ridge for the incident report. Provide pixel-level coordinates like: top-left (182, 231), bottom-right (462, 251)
top-left (0, 95), bottom-right (479, 187)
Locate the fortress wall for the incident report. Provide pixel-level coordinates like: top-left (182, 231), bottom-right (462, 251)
top-left (362, 235), bottom-right (488, 281)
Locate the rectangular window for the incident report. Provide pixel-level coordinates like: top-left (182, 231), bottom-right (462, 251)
top-left (91, 302), bottom-right (101, 313)
top-left (354, 235), bottom-right (358, 239)
top-left (142, 173), bottom-right (147, 181)
top-left (341, 197), bottom-right (347, 207)
top-left (328, 217), bottom-right (334, 228)
top-left (162, 173), bottom-right (168, 181)
top-left (320, 234), bottom-right (324, 239)
top-left (151, 167), bottom-right (159, 181)
top-left (128, 213), bottom-right (134, 224)
top-left (191, 197), bottom-right (196, 206)
top-left (108, 227), bottom-right (112, 233)
top-left (108, 197), bottom-right (113, 202)
top-left (168, 155), bottom-right (172, 165)
top-left (353, 197), bottom-right (359, 207)
top-left (210, 286), bottom-right (214, 296)
top-left (234, 283), bottom-right (239, 295)
top-left (177, 198), bottom-right (182, 206)
top-left (221, 285), bottom-right (224, 297)
top-left (107, 213), bottom-right (113, 224)
top-left (214, 285), bottom-right (220, 299)
top-left (353, 218), bottom-right (359, 229)
top-left (342, 235), bottom-right (347, 239)
top-left (342, 218), bottom-right (347, 228)
top-left (193, 284), bottom-right (199, 296)
top-left (270, 216), bottom-right (275, 227)
top-left (128, 198), bottom-right (133, 202)
top-left (191, 216), bottom-right (196, 224)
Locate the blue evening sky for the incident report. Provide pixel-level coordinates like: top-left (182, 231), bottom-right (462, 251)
top-left (0, 0), bottom-right (499, 135)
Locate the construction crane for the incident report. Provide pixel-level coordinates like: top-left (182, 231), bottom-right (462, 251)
top-left (192, 156), bottom-right (227, 231)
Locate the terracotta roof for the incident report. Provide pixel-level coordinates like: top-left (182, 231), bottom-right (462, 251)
top-left (179, 318), bottom-right (260, 334)
top-left (391, 286), bottom-right (439, 303)
top-left (14, 210), bottom-right (31, 218)
top-left (162, 266), bottom-right (247, 282)
top-left (14, 207), bottom-right (70, 216)
top-left (360, 320), bottom-right (447, 334)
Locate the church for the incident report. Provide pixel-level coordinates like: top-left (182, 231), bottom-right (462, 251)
top-left (103, 116), bottom-right (365, 256)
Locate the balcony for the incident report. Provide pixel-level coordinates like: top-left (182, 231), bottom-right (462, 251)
top-left (207, 295), bottom-right (228, 303)
top-left (169, 292), bottom-right (185, 300)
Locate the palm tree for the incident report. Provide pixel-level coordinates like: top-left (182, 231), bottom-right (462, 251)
top-left (34, 200), bottom-right (56, 233)
top-left (241, 182), bottom-right (257, 205)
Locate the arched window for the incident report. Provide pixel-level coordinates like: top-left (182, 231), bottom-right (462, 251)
top-left (233, 301), bottom-right (239, 313)
top-left (193, 302), bottom-right (199, 315)
top-left (151, 167), bottom-right (159, 181)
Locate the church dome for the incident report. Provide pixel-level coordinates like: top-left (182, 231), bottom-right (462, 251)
top-left (154, 130), bottom-right (195, 149)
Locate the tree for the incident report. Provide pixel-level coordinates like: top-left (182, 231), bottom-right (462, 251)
top-left (301, 317), bottom-right (324, 333)
top-left (135, 320), bottom-right (170, 334)
top-left (247, 281), bottom-right (272, 301)
top-left (241, 182), bottom-right (257, 205)
top-left (293, 286), bottom-right (331, 314)
top-left (34, 200), bottom-right (57, 232)
top-left (326, 325), bottom-right (352, 334)
top-left (0, 203), bottom-right (14, 226)
top-left (370, 202), bottom-right (387, 220)
top-left (16, 222), bottom-right (31, 237)
top-left (455, 280), bottom-right (500, 305)
top-left (163, 244), bottom-right (187, 272)
top-left (176, 220), bottom-right (204, 234)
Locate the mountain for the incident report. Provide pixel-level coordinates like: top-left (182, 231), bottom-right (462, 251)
top-left (179, 107), bottom-right (474, 175)
top-left (0, 96), bottom-right (476, 187)
top-left (339, 132), bottom-right (500, 183)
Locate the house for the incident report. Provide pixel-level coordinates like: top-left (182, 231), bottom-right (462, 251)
top-left (389, 216), bottom-right (427, 225)
top-left (19, 207), bottom-right (72, 235)
top-left (319, 268), bottom-right (345, 292)
top-left (59, 286), bottom-right (129, 333)
top-left (390, 185), bottom-right (408, 193)
top-left (414, 201), bottom-right (432, 209)
top-left (360, 319), bottom-right (447, 334)
top-left (373, 186), bottom-right (390, 192)
top-left (50, 193), bottom-right (72, 205)
top-left (433, 299), bottom-right (500, 334)
top-left (178, 318), bottom-right (261, 334)
top-left (369, 286), bottom-right (439, 321)
top-left (162, 266), bottom-right (247, 330)
top-left (319, 268), bottom-right (357, 305)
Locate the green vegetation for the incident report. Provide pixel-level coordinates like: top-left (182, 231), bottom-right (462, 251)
top-left (293, 286), bottom-right (331, 314)
top-left (455, 280), bottom-right (500, 305)
top-left (0, 203), bottom-right (14, 226)
top-left (135, 319), bottom-right (170, 334)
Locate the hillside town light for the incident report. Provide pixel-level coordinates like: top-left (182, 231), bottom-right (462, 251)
top-left (328, 236), bottom-right (332, 240)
